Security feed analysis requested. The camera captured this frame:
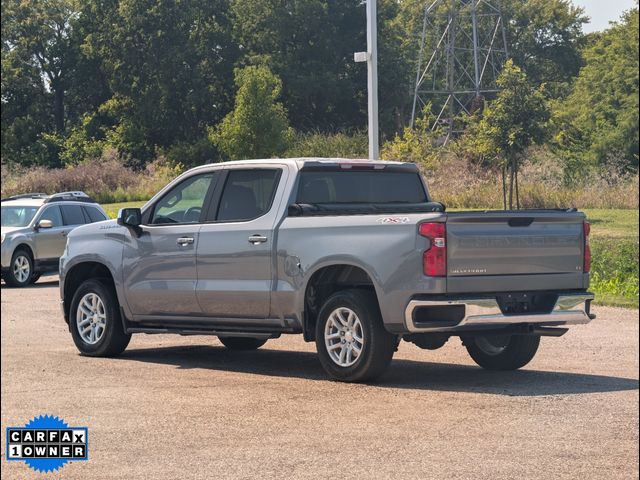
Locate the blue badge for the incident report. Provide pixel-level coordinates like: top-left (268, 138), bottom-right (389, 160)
top-left (6, 415), bottom-right (89, 473)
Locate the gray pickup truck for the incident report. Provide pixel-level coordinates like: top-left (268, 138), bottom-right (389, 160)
top-left (59, 158), bottom-right (594, 382)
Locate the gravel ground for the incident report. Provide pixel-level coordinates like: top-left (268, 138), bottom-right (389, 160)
top-left (1, 276), bottom-right (638, 479)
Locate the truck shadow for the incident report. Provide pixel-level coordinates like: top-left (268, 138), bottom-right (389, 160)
top-left (119, 345), bottom-right (639, 396)
top-left (0, 278), bottom-right (58, 289)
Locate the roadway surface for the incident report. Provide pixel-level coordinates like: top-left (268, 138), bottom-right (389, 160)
top-left (1, 276), bottom-right (638, 479)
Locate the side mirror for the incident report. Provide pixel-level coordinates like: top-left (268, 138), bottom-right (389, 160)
top-left (36, 219), bottom-right (54, 229)
top-left (117, 208), bottom-right (143, 237)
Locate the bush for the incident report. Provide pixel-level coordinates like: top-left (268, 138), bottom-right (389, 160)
top-left (165, 137), bottom-right (219, 168)
top-left (420, 149), bottom-right (639, 210)
top-left (284, 131), bottom-right (367, 158)
top-left (380, 106), bottom-right (444, 168)
top-left (590, 237), bottom-right (639, 307)
top-left (1, 150), bottom-right (182, 204)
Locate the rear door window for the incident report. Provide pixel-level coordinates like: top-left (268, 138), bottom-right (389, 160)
top-left (216, 169), bottom-right (282, 222)
top-left (61, 205), bottom-right (87, 226)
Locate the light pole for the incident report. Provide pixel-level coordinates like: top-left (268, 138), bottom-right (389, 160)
top-left (354, 0), bottom-right (379, 160)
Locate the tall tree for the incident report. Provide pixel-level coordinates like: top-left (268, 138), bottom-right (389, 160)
top-left (2, 0), bottom-right (79, 133)
top-left (555, 7), bottom-right (639, 172)
top-left (502, 0), bottom-right (588, 93)
top-left (231, 0), bottom-right (367, 132)
top-left (80, 0), bottom-right (238, 163)
top-left (1, 18), bottom-right (49, 165)
top-left (210, 66), bottom-right (293, 160)
top-left (463, 60), bottom-right (550, 209)
top-left (385, 0), bottom-right (587, 132)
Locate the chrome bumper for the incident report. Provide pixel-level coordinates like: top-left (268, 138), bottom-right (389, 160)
top-left (404, 293), bottom-right (594, 333)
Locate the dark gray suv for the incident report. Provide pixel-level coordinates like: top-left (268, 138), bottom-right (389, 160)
top-left (1, 192), bottom-right (108, 287)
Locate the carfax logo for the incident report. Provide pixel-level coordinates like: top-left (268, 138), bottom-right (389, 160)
top-left (6, 415), bottom-right (88, 473)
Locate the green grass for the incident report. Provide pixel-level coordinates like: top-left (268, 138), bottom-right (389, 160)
top-left (586, 210), bottom-right (638, 308)
top-left (583, 209), bottom-right (639, 239)
top-left (103, 200), bottom-right (147, 219)
top-left (103, 201), bottom-right (639, 309)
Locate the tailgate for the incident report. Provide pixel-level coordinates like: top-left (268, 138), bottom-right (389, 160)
top-left (446, 211), bottom-right (586, 282)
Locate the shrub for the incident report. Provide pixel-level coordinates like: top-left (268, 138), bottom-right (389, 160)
top-left (165, 137), bottom-right (219, 168)
top-left (1, 150), bottom-right (182, 204)
top-left (284, 131), bottom-right (367, 158)
top-left (422, 150), bottom-right (639, 210)
top-left (380, 106), bottom-right (444, 169)
top-left (590, 237), bottom-right (639, 307)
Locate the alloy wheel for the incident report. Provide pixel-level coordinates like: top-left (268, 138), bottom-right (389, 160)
top-left (324, 307), bottom-right (365, 367)
top-left (12, 255), bottom-right (30, 283)
top-left (76, 293), bottom-right (107, 345)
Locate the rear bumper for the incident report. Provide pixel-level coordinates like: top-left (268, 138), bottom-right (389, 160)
top-left (404, 293), bottom-right (594, 333)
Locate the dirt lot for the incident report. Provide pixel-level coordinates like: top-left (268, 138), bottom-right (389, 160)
top-left (1, 276), bottom-right (638, 479)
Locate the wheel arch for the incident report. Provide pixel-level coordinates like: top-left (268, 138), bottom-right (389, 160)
top-left (13, 243), bottom-right (35, 260)
top-left (63, 261), bottom-right (117, 323)
top-left (301, 262), bottom-right (380, 341)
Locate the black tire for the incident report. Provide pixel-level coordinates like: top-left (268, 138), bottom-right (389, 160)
top-left (218, 337), bottom-right (268, 350)
top-left (30, 273), bottom-right (42, 284)
top-left (69, 279), bottom-right (131, 357)
top-left (315, 289), bottom-right (396, 382)
top-left (463, 334), bottom-right (540, 371)
top-left (4, 249), bottom-right (34, 288)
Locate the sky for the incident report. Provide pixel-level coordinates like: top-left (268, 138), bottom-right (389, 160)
top-left (573, 0), bottom-right (636, 32)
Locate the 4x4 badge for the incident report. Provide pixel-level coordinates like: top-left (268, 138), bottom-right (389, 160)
top-left (376, 216), bottom-right (410, 224)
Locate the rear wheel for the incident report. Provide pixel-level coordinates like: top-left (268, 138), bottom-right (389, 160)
top-left (218, 337), bottom-right (267, 350)
top-left (463, 334), bottom-right (540, 370)
top-left (315, 289), bottom-right (396, 382)
top-left (69, 279), bottom-right (131, 357)
top-left (4, 249), bottom-right (33, 288)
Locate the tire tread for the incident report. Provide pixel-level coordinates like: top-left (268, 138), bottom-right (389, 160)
top-left (315, 289), bottom-right (396, 382)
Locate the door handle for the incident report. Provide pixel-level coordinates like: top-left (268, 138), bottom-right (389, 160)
top-left (177, 237), bottom-right (195, 246)
top-left (248, 234), bottom-right (268, 245)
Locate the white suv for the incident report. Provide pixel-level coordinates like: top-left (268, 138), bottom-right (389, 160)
top-left (1, 192), bottom-right (108, 287)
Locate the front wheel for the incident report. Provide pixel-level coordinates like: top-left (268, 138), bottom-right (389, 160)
top-left (315, 289), bottom-right (396, 382)
top-left (4, 249), bottom-right (33, 288)
top-left (463, 334), bottom-right (540, 370)
top-left (69, 279), bottom-right (131, 357)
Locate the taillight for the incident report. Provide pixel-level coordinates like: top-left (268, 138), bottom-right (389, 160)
top-left (419, 222), bottom-right (446, 276)
top-left (583, 221), bottom-right (591, 273)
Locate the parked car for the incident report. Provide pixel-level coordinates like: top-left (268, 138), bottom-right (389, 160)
top-left (59, 159), bottom-right (594, 381)
top-left (1, 192), bottom-right (108, 287)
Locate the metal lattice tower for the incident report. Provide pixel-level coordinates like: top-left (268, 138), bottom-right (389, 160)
top-left (410, 0), bottom-right (508, 140)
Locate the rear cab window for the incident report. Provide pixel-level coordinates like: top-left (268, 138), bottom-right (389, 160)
top-left (297, 169), bottom-right (427, 204)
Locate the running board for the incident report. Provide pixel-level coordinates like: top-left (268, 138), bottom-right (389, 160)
top-left (120, 308), bottom-right (297, 337)
top-left (125, 326), bottom-right (280, 339)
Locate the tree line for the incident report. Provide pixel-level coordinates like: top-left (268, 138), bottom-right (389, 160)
top-left (1, 0), bottom-right (638, 176)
